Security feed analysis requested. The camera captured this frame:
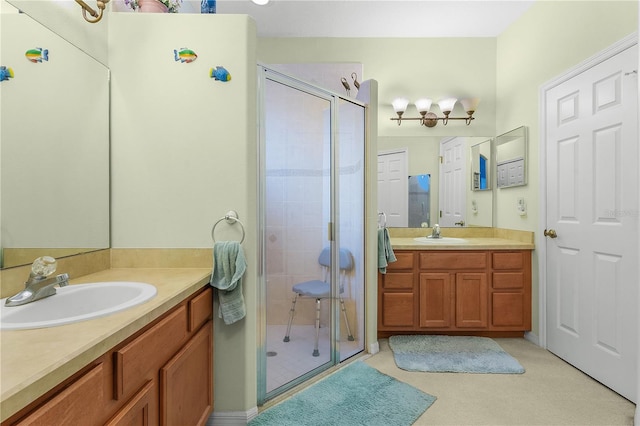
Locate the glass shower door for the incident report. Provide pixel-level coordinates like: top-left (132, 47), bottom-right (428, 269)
top-left (258, 67), bottom-right (365, 403)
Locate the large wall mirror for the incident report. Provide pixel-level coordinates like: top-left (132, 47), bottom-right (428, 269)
top-left (378, 135), bottom-right (493, 228)
top-left (496, 126), bottom-right (527, 189)
top-left (0, 7), bottom-right (110, 269)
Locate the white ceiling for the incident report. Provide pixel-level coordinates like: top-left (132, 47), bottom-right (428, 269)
top-left (214, 0), bottom-right (536, 38)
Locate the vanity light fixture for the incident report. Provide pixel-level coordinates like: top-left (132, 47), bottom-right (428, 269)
top-left (391, 97), bottom-right (480, 127)
top-left (75, 0), bottom-right (110, 23)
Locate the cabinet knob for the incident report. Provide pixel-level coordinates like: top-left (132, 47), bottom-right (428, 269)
top-left (544, 228), bottom-right (558, 238)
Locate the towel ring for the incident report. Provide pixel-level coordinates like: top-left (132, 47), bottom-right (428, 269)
top-left (211, 210), bottom-right (246, 244)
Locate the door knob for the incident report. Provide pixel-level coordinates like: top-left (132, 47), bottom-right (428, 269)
top-left (544, 229), bottom-right (558, 238)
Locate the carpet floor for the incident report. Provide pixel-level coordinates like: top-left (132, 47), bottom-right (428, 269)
top-left (368, 338), bottom-right (636, 425)
top-left (389, 335), bottom-right (525, 374)
top-left (249, 361), bottom-right (436, 426)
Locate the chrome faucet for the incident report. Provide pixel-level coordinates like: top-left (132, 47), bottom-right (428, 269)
top-left (5, 256), bottom-right (69, 307)
top-left (431, 224), bottom-right (441, 239)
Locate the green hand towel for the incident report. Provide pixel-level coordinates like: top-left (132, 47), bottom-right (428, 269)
top-left (210, 241), bottom-right (247, 325)
top-left (378, 228), bottom-right (397, 274)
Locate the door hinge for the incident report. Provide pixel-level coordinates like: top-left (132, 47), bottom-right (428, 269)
top-left (327, 222), bottom-right (334, 241)
top-left (439, 156), bottom-right (443, 164)
top-left (439, 210), bottom-right (442, 218)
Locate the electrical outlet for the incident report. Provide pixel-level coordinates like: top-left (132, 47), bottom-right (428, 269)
top-left (517, 197), bottom-right (526, 216)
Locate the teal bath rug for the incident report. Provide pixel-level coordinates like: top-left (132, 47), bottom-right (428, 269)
top-left (389, 335), bottom-right (525, 374)
top-left (248, 361), bottom-right (436, 426)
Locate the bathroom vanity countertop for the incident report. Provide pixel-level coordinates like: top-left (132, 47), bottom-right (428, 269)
top-left (390, 237), bottom-right (535, 250)
top-left (0, 267), bottom-right (212, 422)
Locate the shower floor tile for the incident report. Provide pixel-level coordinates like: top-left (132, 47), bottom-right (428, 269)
top-left (265, 324), bottom-right (361, 393)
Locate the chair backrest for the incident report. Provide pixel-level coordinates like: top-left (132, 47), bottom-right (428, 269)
top-left (317, 247), bottom-right (354, 271)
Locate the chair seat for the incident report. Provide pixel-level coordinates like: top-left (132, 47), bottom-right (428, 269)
top-left (292, 280), bottom-right (330, 298)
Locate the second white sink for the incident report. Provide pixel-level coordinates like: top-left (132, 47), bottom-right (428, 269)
top-left (413, 237), bottom-right (469, 244)
top-left (0, 281), bottom-right (157, 330)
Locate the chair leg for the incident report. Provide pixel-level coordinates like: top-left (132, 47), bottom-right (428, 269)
top-left (339, 297), bottom-right (355, 341)
top-left (283, 294), bottom-right (298, 342)
top-left (313, 298), bottom-right (321, 357)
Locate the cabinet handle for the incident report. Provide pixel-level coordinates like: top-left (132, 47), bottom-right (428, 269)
top-left (543, 229), bottom-right (558, 238)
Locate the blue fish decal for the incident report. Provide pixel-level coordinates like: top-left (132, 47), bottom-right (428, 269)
top-left (210, 66), bottom-right (231, 82)
top-left (25, 47), bottom-right (49, 63)
top-left (174, 48), bottom-right (197, 63)
top-left (0, 66), bottom-right (14, 82)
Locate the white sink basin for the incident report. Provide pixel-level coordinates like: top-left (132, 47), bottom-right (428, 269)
top-left (0, 282), bottom-right (157, 330)
top-left (413, 237), bottom-right (469, 244)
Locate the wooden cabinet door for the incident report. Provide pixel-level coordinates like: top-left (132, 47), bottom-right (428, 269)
top-left (160, 322), bottom-right (213, 426)
top-left (15, 364), bottom-right (104, 426)
top-left (455, 272), bottom-right (488, 328)
top-left (105, 381), bottom-right (157, 426)
top-left (419, 273), bottom-right (453, 328)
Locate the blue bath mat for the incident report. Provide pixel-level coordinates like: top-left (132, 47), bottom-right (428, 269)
top-left (389, 335), bottom-right (525, 374)
top-left (249, 361), bottom-right (436, 426)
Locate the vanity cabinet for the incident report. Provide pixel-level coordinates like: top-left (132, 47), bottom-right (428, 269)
top-left (4, 287), bottom-right (213, 426)
top-left (378, 250), bottom-right (531, 337)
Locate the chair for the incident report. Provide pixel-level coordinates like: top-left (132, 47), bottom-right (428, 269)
top-left (283, 247), bottom-right (355, 356)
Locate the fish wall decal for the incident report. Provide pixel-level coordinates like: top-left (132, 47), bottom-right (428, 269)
top-left (0, 66), bottom-right (14, 82)
top-left (25, 47), bottom-right (49, 63)
top-left (174, 48), bottom-right (197, 63)
top-left (210, 66), bottom-right (231, 82)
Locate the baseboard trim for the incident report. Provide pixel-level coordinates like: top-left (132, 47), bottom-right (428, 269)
top-left (524, 331), bottom-right (540, 347)
top-left (207, 407), bottom-right (259, 426)
top-left (368, 340), bottom-right (380, 355)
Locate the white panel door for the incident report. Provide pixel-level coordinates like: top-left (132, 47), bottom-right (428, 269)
top-left (439, 137), bottom-right (466, 227)
top-left (545, 45), bottom-right (638, 402)
top-left (378, 150), bottom-right (408, 227)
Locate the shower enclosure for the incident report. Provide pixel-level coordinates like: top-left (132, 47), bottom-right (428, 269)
top-left (257, 66), bottom-right (366, 403)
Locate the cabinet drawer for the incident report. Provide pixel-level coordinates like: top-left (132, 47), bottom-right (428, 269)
top-left (17, 363), bottom-right (104, 426)
top-left (381, 272), bottom-right (414, 290)
top-left (492, 292), bottom-right (526, 327)
top-left (419, 252), bottom-right (487, 270)
top-left (492, 252), bottom-right (524, 270)
top-left (189, 287), bottom-right (213, 331)
top-left (381, 293), bottom-right (414, 327)
top-left (387, 252), bottom-right (414, 270)
top-left (114, 305), bottom-right (188, 401)
top-left (493, 272), bottom-right (524, 289)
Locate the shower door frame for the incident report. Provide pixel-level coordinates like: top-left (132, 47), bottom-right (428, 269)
top-left (256, 64), bottom-right (366, 404)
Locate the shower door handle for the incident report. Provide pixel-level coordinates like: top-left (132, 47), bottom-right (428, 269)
top-left (327, 222), bottom-right (334, 241)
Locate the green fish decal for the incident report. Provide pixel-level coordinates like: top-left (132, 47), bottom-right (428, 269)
top-left (174, 48), bottom-right (197, 63)
top-left (25, 47), bottom-right (49, 63)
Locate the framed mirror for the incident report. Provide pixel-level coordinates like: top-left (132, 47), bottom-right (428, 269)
top-left (0, 7), bottom-right (110, 269)
top-left (496, 126), bottom-right (527, 189)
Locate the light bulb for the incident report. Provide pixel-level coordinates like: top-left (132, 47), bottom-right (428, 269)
top-left (414, 98), bottom-right (432, 114)
top-left (391, 98), bottom-right (409, 114)
top-left (437, 98), bottom-right (458, 115)
top-left (460, 98), bottom-right (480, 115)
